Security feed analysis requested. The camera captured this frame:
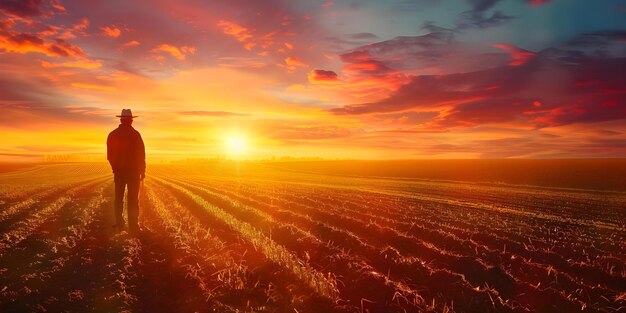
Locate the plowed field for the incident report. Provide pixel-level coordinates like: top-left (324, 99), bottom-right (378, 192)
top-left (1, 163), bottom-right (624, 312)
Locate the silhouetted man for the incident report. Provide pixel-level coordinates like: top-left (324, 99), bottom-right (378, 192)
top-left (107, 109), bottom-right (145, 232)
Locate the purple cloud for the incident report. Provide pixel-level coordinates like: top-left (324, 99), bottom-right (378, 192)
top-left (0, 0), bottom-right (44, 17)
top-left (338, 32), bottom-right (511, 76)
top-left (330, 30), bottom-right (626, 130)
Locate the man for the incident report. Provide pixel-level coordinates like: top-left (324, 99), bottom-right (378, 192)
top-left (107, 109), bottom-right (146, 232)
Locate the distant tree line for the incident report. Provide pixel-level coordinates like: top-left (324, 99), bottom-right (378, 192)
top-left (44, 154), bottom-right (104, 163)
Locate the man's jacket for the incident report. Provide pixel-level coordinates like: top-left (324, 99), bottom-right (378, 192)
top-left (107, 124), bottom-right (145, 175)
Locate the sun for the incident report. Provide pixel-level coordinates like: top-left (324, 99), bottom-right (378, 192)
top-left (224, 134), bottom-right (248, 156)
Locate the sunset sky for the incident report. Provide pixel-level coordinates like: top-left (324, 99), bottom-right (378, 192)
top-left (1, 0), bottom-right (625, 161)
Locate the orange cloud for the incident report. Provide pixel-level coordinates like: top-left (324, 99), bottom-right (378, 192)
top-left (218, 56), bottom-right (266, 68)
top-left (71, 83), bottom-right (117, 92)
top-left (41, 59), bottom-right (102, 69)
top-left (285, 56), bottom-right (306, 67)
top-left (0, 32), bottom-right (85, 58)
top-left (101, 25), bottom-right (121, 38)
top-left (151, 44), bottom-right (196, 60)
top-left (282, 56), bottom-right (307, 72)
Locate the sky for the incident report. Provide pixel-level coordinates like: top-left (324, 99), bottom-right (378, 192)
top-left (1, 0), bottom-right (625, 161)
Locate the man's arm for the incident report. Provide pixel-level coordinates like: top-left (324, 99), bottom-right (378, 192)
top-left (138, 132), bottom-right (146, 179)
top-left (106, 132), bottom-right (115, 171)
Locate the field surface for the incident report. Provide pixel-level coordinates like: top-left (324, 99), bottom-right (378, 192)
top-left (0, 162), bottom-right (625, 312)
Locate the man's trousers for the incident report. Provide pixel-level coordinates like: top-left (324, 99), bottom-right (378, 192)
top-left (114, 172), bottom-right (140, 228)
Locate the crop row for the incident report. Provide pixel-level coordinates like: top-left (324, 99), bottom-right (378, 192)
top-left (167, 174), bottom-right (623, 311)
top-left (158, 176), bottom-right (532, 312)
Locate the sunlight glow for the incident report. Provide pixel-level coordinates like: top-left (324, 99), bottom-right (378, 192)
top-left (224, 134), bottom-right (248, 156)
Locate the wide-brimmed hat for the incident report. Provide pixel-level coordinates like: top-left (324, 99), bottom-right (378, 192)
top-left (116, 109), bottom-right (138, 118)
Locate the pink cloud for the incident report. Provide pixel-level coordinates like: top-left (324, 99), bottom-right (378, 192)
top-left (527, 0), bottom-right (552, 6)
top-left (492, 43), bottom-right (536, 66)
top-left (217, 20), bottom-right (254, 49)
top-left (54, 18), bottom-right (90, 40)
top-left (216, 18), bottom-right (300, 57)
top-left (120, 40), bottom-right (140, 50)
top-left (49, 0), bottom-right (65, 12)
top-left (335, 49), bottom-right (412, 100)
